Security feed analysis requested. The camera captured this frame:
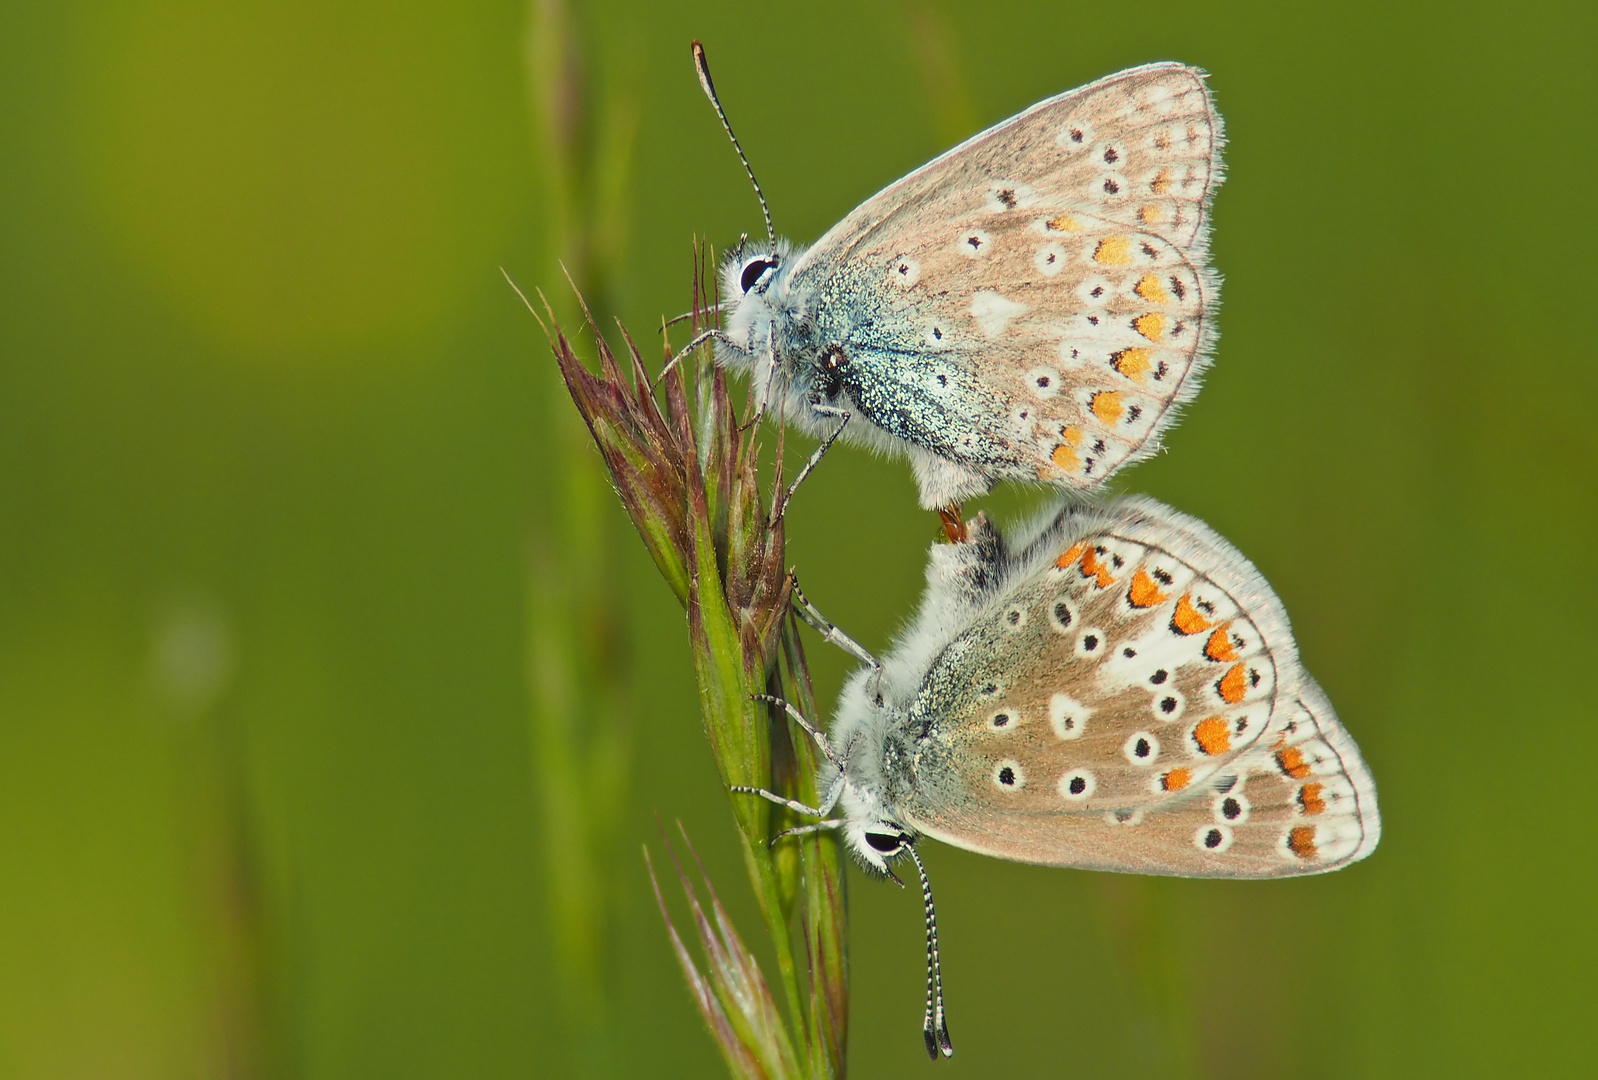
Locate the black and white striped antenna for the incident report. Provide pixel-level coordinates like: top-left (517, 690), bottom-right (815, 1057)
top-left (692, 41), bottom-right (777, 257)
top-left (907, 844), bottom-right (955, 1059)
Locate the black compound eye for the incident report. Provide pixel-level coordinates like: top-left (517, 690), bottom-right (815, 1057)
top-left (864, 831), bottom-right (904, 854)
top-left (739, 257), bottom-right (776, 293)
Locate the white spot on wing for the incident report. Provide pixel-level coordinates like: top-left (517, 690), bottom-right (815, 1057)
top-left (1049, 692), bottom-right (1090, 740)
top-left (1058, 768), bottom-right (1096, 801)
top-left (1046, 595), bottom-right (1077, 630)
top-left (889, 256), bottom-right (920, 288)
top-left (1074, 627), bottom-right (1106, 659)
top-left (971, 291), bottom-right (1028, 339)
top-left (985, 181), bottom-right (1037, 213)
top-left (957, 228), bottom-right (992, 258)
top-left (1035, 242), bottom-right (1066, 276)
top-left (1094, 172), bottom-right (1129, 202)
top-left (1305, 817), bottom-right (1363, 862)
top-left (993, 759), bottom-right (1025, 790)
top-left (1075, 277), bottom-right (1112, 307)
top-left (1123, 731), bottom-right (1160, 766)
top-left (987, 708), bottom-right (1019, 732)
top-left (1093, 141), bottom-right (1128, 169)
top-left (1024, 366), bottom-right (1060, 399)
top-left (1214, 792), bottom-right (1250, 824)
top-left (1143, 82), bottom-right (1177, 114)
top-left (1057, 120), bottom-right (1095, 152)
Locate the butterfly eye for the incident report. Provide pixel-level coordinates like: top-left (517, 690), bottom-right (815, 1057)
top-left (864, 831), bottom-right (906, 854)
top-left (739, 257), bottom-right (777, 293)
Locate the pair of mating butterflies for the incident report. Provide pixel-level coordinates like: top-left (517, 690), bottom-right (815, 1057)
top-left (687, 44), bottom-right (1381, 1059)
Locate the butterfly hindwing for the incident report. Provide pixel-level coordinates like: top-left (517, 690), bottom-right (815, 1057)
top-left (897, 498), bottom-right (1379, 879)
top-left (790, 65), bottom-right (1224, 499)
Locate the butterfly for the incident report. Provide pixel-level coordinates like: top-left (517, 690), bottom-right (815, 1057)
top-left (690, 43), bottom-right (1225, 511)
top-left (739, 497), bottom-right (1380, 1057)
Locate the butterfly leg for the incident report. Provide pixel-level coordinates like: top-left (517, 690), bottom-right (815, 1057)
top-left (727, 786), bottom-right (827, 820)
top-left (653, 327), bottom-right (742, 389)
top-left (748, 319), bottom-right (785, 430)
top-left (770, 819), bottom-right (845, 844)
top-left (769, 405), bottom-right (848, 524)
top-left (657, 308), bottom-right (698, 331)
top-left (730, 744), bottom-right (851, 822)
top-left (789, 575), bottom-right (883, 695)
top-left (753, 692), bottom-right (846, 771)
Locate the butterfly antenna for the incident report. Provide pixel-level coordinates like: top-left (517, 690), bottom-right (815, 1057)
top-left (692, 41), bottom-right (777, 256)
top-left (907, 844), bottom-right (954, 1059)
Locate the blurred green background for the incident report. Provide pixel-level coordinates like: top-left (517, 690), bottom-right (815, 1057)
top-left (3, 0), bottom-right (1594, 1076)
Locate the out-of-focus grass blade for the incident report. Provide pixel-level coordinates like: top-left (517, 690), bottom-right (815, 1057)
top-left (647, 825), bottom-right (801, 1080)
top-left (645, 847), bottom-right (766, 1079)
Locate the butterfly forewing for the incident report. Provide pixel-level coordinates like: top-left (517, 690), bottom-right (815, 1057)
top-left (792, 64), bottom-right (1223, 493)
top-left (899, 500), bottom-right (1378, 878)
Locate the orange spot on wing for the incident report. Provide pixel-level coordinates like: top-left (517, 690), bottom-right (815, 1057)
top-left (1046, 214), bottom-right (1078, 232)
top-left (1111, 348), bottom-right (1153, 383)
top-left (1287, 825), bottom-right (1318, 859)
top-left (1151, 169), bottom-right (1172, 195)
top-left (1138, 204), bottom-right (1163, 225)
top-left (1216, 663), bottom-right (1248, 704)
top-left (1094, 237), bottom-right (1132, 265)
top-left (1050, 443), bottom-right (1079, 471)
top-left (1079, 546), bottom-right (1116, 587)
top-left (1127, 568), bottom-right (1170, 608)
top-left (1160, 767), bottom-right (1191, 792)
top-left (1055, 541), bottom-right (1087, 570)
top-left (1060, 425), bottom-right (1083, 446)
top-left (1276, 747), bottom-right (1312, 780)
top-left (1170, 593), bottom-right (1213, 635)
top-left (1297, 783), bottom-right (1327, 816)
top-left (1091, 391), bottom-right (1124, 424)
top-left (1134, 313), bottom-right (1166, 342)
top-left (1204, 625), bottom-right (1239, 662)
top-left (1134, 273), bottom-right (1168, 303)
top-left (1192, 716), bottom-right (1231, 756)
